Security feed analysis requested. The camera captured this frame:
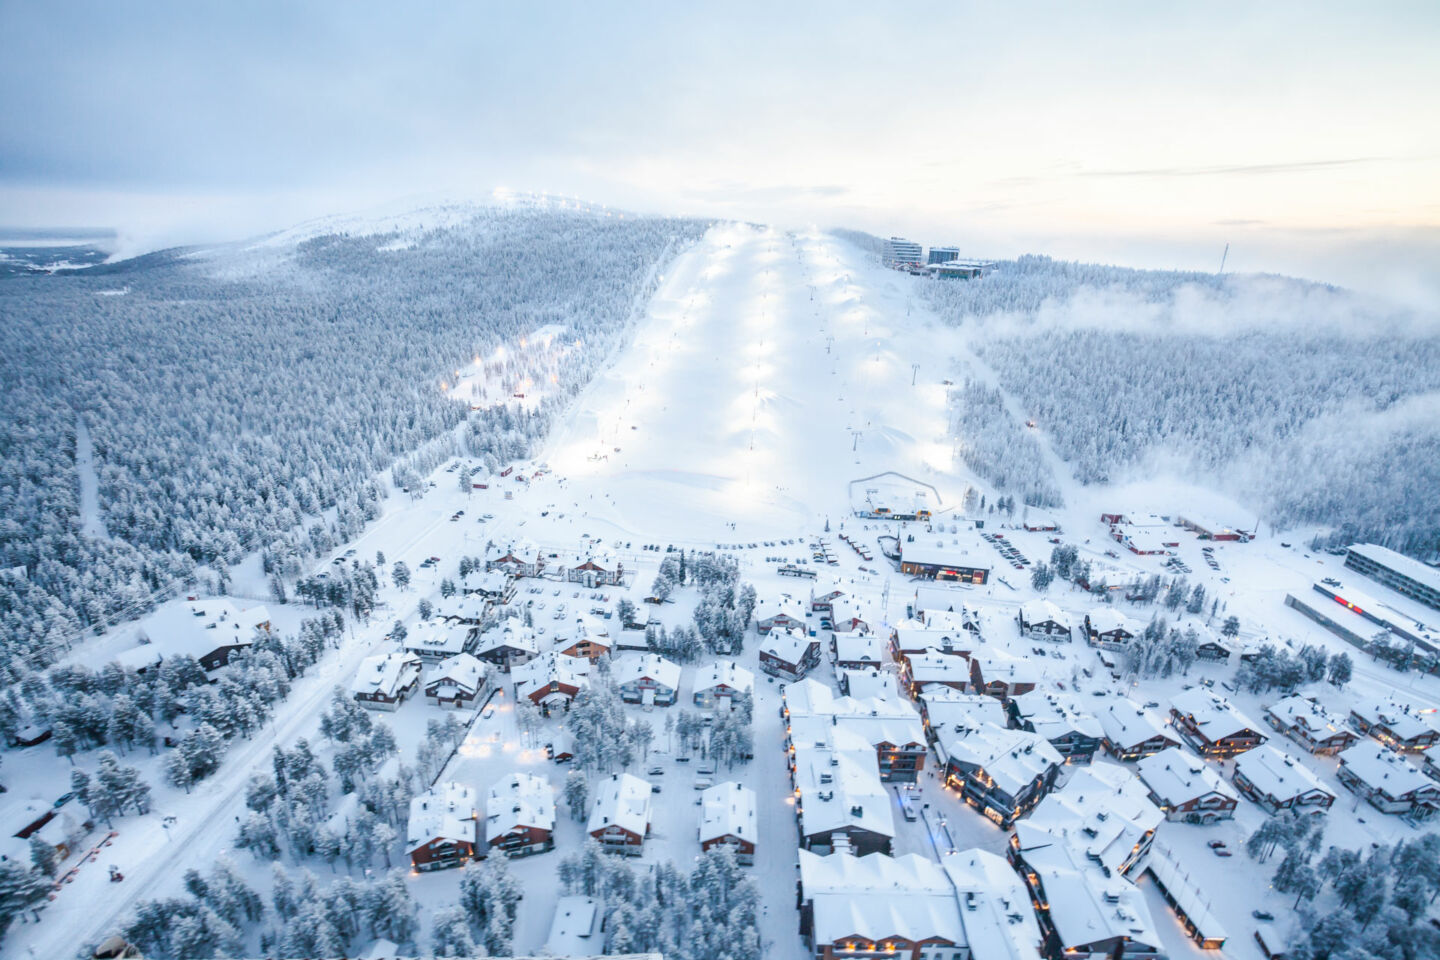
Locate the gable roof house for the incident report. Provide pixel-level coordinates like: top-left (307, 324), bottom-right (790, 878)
top-left (937, 722), bottom-right (1063, 828)
top-left (484, 540), bottom-right (545, 578)
top-left (485, 772), bottom-right (556, 857)
top-left (1098, 699), bottom-right (1180, 761)
top-left (759, 628), bottom-right (823, 682)
top-left (587, 773), bottom-right (652, 853)
top-left (890, 622), bottom-right (971, 662)
top-left (1169, 690), bottom-right (1267, 758)
top-left (351, 651), bottom-right (422, 710)
top-left (698, 781), bottom-right (758, 864)
top-left (693, 660), bottom-right (755, 709)
top-left (473, 620), bottom-right (540, 673)
top-left (784, 678), bottom-right (928, 783)
top-left (833, 631), bottom-right (886, 670)
top-left (1021, 763), bottom-right (1163, 878)
top-left (423, 652), bottom-right (489, 708)
top-left (1349, 700), bottom-right (1440, 752)
top-left (511, 651), bottom-right (590, 713)
top-left (1007, 690), bottom-right (1104, 764)
top-left (1135, 747), bottom-right (1239, 822)
top-left (407, 782), bottom-right (478, 871)
top-left (118, 598), bottom-right (272, 673)
top-left (552, 615), bottom-right (611, 662)
top-left (1084, 608), bottom-right (1139, 650)
top-left (1018, 600), bottom-right (1073, 640)
top-left (899, 649), bottom-right (973, 699)
top-left (790, 725), bottom-right (895, 856)
top-left (1336, 741), bottom-right (1440, 819)
top-left (612, 652), bottom-right (682, 706)
top-left (1264, 695), bottom-right (1358, 755)
top-left (758, 598), bottom-right (809, 636)
top-left (967, 649), bottom-right (1041, 702)
top-left (401, 621), bottom-right (472, 662)
top-left (1232, 744), bottom-right (1336, 814)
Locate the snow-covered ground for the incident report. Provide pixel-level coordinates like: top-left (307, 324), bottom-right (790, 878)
top-left (9, 222), bottom-right (1440, 960)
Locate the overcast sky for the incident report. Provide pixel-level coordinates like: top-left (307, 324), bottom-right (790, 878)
top-left (3, 2), bottom-right (1438, 301)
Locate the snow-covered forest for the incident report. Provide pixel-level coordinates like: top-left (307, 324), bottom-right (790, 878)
top-left (0, 208), bottom-right (706, 674)
top-left (907, 252), bottom-right (1440, 553)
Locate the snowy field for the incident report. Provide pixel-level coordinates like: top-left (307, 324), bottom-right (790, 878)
top-left (7, 223), bottom-right (1440, 960)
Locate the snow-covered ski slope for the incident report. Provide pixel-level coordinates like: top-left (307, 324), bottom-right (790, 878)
top-left (543, 222), bottom-right (971, 542)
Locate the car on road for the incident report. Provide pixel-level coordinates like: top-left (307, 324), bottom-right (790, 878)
top-left (1252, 911), bottom-right (1275, 922)
top-left (647, 766), bottom-right (664, 776)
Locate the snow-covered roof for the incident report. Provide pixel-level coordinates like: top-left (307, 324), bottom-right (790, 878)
top-left (942, 849), bottom-right (1044, 960)
top-left (939, 723), bottom-right (1063, 795)
top-left (424, 652), bottom-right (487, 693)
top-left (913, 583), bottom-right (976, 615)
top-left (761, 629), bottom-right (819, 666)
top-left (1170, 689), bottom-right (1264, 740)
top-left (544, 896), bottom-right (602, 957)
top-left (1023, 764), bottom-right (1162, 876)
top-left (611, 652), bottom-right (682, 691)
top-left (1085, 607), bottom-right (1136, 635)
top-left (120, 598), bottom-right (269, 668)
top-left (787, 678), bottom-right (925, 750)
top-left (1135, 747), bottom-right (1236, 806)
top-left (900, 539), bottom-right (989, 569)
top-left (760, 597), bottom-right (809, 623)
top-left (905, 650), bottom-right (972, 686)
top-left (489, 538), bottom-right (541, 562)
top-left (435, 594), bottom-right (489, 621)
top-left (485, 772), bottom-right (556, 841)
top-left (476, 620), bottom-right (539, 656)
top-left (694, 659), bottom-right (754, 696)
top-left (1338, 741), bottom-right (1437, 798)
top-left (1009, 690), bottom-right (1104, 740)
top-left (921, 606), bottom-right (981, 632)
top-left (351, 651), bottom-right (422, 698)
top-left (512, 651), bottom-right (590, 699)
top-left (921, 692), bottom-right (1008, 733)
top-left (840, 668), bottom-right (894, 701)
top-left (1012, 835), bottom-right (1162, 953)
top-left (462, 569), bottom-right (512, 593)
top-left (406, 782), bottom-right (477, 851)
top-left (1020, 599), bottom-right (1070, 629)
top-left (969, 649), bottom-right (1042, 687)
top-left (699, 781), bottom-right (757, 844)
top-left (1097, 698), bottom-right (1174, 751)
top-left (833, 632), bottom-right (885, 665)
top-left (401, 621), bottom-right (469, 656)
top-left (1348, 543), bottom-right (1440, 594)
top-left (587, 772), bottom-right (652, 838)
top-left (893, 626), bottom-right (969, 654)
top-left (792, 726), bottom-right (896, 841)
top-left (1266, 695), bottom-right (1348, 738)
top-left (1351, 700), bottom-right (1440, 740)
top-left (1234, 745), bottom-right (1332, 802)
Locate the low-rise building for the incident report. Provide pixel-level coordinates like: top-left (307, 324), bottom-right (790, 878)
top-left (586, 772), bottom-right (653, 853)
top-left (899, 649), bottom-right (972, 698)
top-left (838, 668), bottom-right (893, 700)
top-left (401, 621), bottom-right (471, 662)
top-left (1098, 698), bottom-right (1180, 761)
top-left (1018, 600), bottom-right (1072, 640)
top-left (351, 651), bottom-right (422, 710)
top-left (484, 540), bottom-right (544, 578)
top-left (967, 650), bottom-right (1041, 701)
top-left (1264, 695), bottom-right (1357, 754)
top-left (790, 726), bottom-right (895, 855)
top-left (1349, 700), bottom-right (1440, 752)
top-left (423, 652), bottom-right (489, 709)
top-left (898, 540), bottom-right (990, 584)
top-left (698, 781), bottom-right (757, 864)
top-left (937, 722), bottom-right (1062, 827)
top-left (473, 620), bottom-right (539, 673)
top-left (757, 599), bottom-right (808, 635)
top-left (1232, 745), bottom-right (1336, 814)
top-left (1007, 690), bottom-right (1104, 763)
top-left (890, 622), bottom-right (970, 662)
top-left (613, 652), bottom-right (681, 706)
top-left (693, 660), bottom-right (755, 709)
top-left (485, 772), bottom-right (556, 857)
top-left (1169, 689), bottom-right (1267, 758)
top-left (552, 615), bottom-right (611, 662)
top-left (833, 631), bottom-right (886, 670)
top-left (435, 594), bottom-right (490, 626)
top-left (558, 549), bottom-right (625, 587)
top-left (461, 569), bottom-right (515, 604)
top-left (1336, 741), bottom-right (1440, 818)
top-left (407, 782), bottom-right (478, 871)
top-left (784, 678), bottom-right (928, 782)
top-left (797, 849), bottom-right (1043, 960)
top-left (511, 651), bottom-right (590, 713)
top-left (1135, 747), bottom-right (1238, 823)
top-left (116, 598), bottom-right (271, 673)
top-left (1023, 763), bottom-right (1163, 877)
top-left (1084, 608), bottom-right (1139, 649)
top-left (543, 896), bottom-right (603, 958)
top-left (919, 689), bottom-right (1009, 738)
top-left (758, 629), bottom-right (822, 681)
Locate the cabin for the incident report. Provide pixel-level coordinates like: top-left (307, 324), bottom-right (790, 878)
top-left (698, 781), bottom-right (757, 864)
top-left (407, 782), bottom-right (479, 871)
top-left (1017, 600), bottom-right (1072, 641)
top-left (1264, 695), bottom-right (1357, 755)
top-left (693, 660), bottom-right (755, 709)
top-left (1084, 608), bottom-right (1138, 650)
top-left (1170, 690), bottom-right (1267, 758)
top-left (512, 652), bottom-right (590, 714)
top-left (1232, 745), bottom-right (1336, 814)
top-left (613, 653), bottom-right (682, 706)
top-left (759, 629), bottom-right (822, 681)
top-left (1135, 747), bottom-right (1239, 823)
top-left (485, 773), bottom-right (556, 856)
top-left (351, 651), bottom-right (422, 710)
top-left (587, 773), bottom-right (652, 854)
top-left (423, 653), bottom-right (489, 709)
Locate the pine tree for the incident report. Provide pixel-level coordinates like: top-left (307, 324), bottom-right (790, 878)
top-left (28, 835), bottom-right (58, 877)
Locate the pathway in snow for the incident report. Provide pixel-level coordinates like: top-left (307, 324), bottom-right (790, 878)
top-left (75, 414), bottom-right (109, 539)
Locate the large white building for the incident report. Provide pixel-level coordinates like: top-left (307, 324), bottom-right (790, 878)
top-left (881, 236), bottom-right (923, 265)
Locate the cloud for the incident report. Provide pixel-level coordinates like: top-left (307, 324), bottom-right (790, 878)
top-left (1079, 157), bottom-right (1389, 179)
top-left (681, 182), bottom-right (850, 203)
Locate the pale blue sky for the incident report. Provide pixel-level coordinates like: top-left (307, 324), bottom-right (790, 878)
top-left (2, 2), bottom-right (1438, 299)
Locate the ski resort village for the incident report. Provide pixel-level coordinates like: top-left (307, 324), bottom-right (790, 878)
top-left (3, 216), bottom-right (1440, 960)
